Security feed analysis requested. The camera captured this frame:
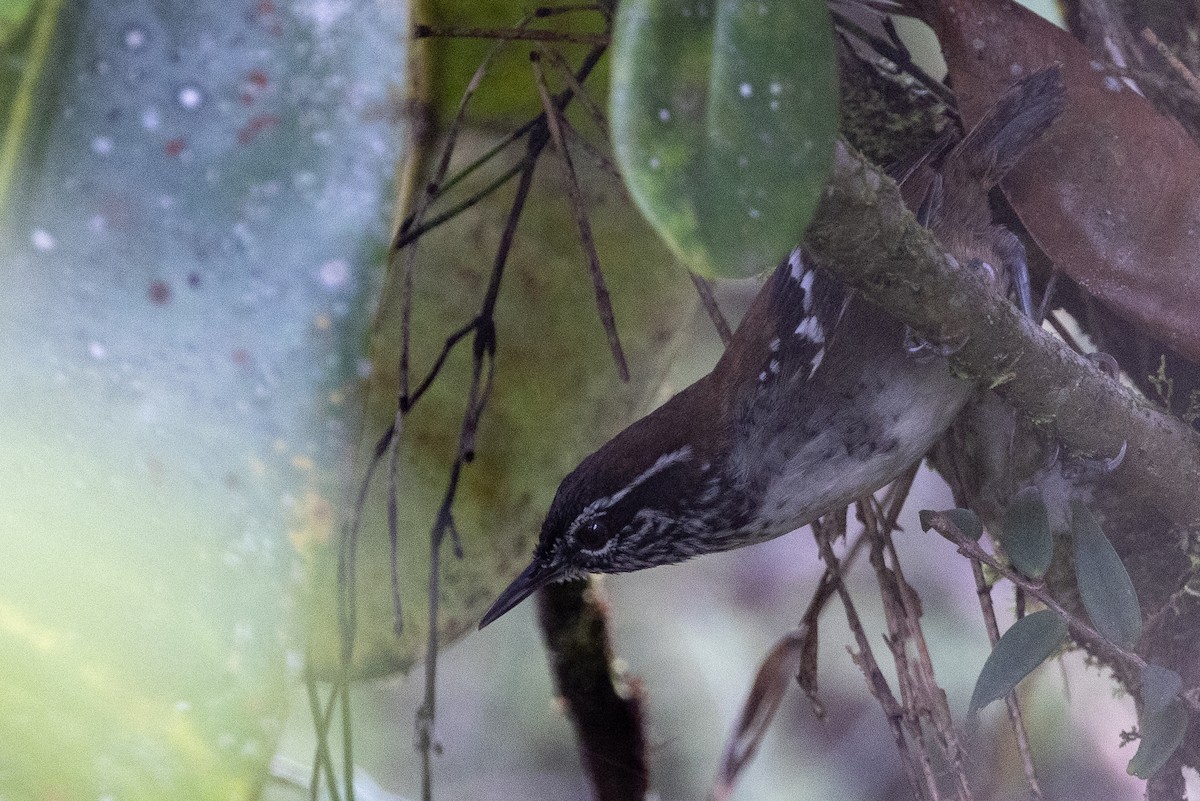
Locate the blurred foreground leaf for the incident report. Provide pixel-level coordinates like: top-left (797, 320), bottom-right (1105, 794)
top-left (0, 1), bottom-right (408, 796)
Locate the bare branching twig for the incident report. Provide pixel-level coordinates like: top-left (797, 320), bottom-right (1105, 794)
top-left (413, 23), bottom-right (609, 46)
top-left (968, 559), bottom-right (1043, 798)
top-left (531, 50), bottom-right (630, 380)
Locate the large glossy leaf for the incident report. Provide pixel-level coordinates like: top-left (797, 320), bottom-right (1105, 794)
top-left (967, 609), bottom-right (1066, 719)
top-left (1071, 501), bottom-right (1142, 649)
top-left (304, 4), bottom-right (699, 678)
top-left (610, 0), bottom-right (838, 278)
top-left (0, 1), bottom-right (408, 796)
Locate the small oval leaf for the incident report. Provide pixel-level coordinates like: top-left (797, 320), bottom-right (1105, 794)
top-left (920, 508), bottom-right (983, 542)
top-left (610, 0), bottom-right (838, 278)
top-left (1141, 665), bottom-right (1183, 720)
top-left (1071, 501), bottom-right (1142, 649)
top-left (968, 609), bottom-right (1067, 719)
top-left (1000, 486), bottom-right (1053, 579)
top-left (1128, 699), bottom-right (1188, 779)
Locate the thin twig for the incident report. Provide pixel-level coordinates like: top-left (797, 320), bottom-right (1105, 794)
top-left (399, 18), bottom-right (520, 398)
top-left (829, 9), bottom-right (960, 114)
top-left (395, 161), bottom-right (529, 250)
top-left (531, 50), bottom-right (630, 380)
top-left (559, 114), bottom-right (623, 179)
top-left (305, 671), bottom-right (344, 801)
top-left (689, 272), bottom-right (734, 346)
top-left (387, 411), bottom-right (405, 635)
top-left (881, 520), bottom-right (974, 800)
top-left (969, 559), bottom-right (1043, 799)
top-left (545, 47), bottom-right (611, 139)
top-left (1141, 27), bottom-right (1200, 99)
top-left (342, 35), bottom-right (610, 801)
top-left (394, 41), bottom-right (609, 249)
top-left (813, 513), bottom-right (931, 801)
top-left (417, 146), bottom-right (541, 801)
top-left (860, 498), bottom-right (948, 801)
top-left (341, 682), bottom-right (355, 801)
top-left (535, 2), bottom-right (607, 18)
top-left (413, 23), bottom-right (608, 46)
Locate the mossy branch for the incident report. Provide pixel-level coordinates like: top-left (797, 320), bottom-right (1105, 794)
top-left (804, 142), bottom-right (1200, 528)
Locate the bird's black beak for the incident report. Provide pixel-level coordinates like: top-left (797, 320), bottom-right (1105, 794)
top-left (478, 560), bottom-right (555, 629)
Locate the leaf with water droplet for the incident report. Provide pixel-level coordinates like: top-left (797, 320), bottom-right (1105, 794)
top-left (967, 609), bottom-right (1066, 719)
top-left (611, 0), bottom-right (838, 278)
top-left (1072, 500), bottom-right (1142, 649)
top-left (1000, 486), bottom-right (1053, 579)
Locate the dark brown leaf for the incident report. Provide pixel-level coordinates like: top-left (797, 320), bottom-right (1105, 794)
top-left (710, 628), bottom-right (809, 801)
top-left (908, 0), bottom-right (1200, 363)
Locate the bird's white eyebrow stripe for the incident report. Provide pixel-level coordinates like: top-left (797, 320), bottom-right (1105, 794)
top-left (578, 445), bottom-right (694, 519)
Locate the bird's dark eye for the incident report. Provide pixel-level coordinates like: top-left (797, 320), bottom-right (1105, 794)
top-left (578, 519), bottom-right (612, 551)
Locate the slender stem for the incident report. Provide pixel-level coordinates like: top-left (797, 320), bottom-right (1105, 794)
top-left (830, 9), bottom-right (959, 114)
top-left (304, 671), bottom-right (343, 801)
top-left (970, 560), bottom-right (1043, 799)
top-left (413, 23), bottom-right (608, 46)
top-left (395, 39), bottom-right (609, 250)
top-left (689, 272), bottom-right (734, 346)
top-left (531, 51), bottom-right (630, 380)
top-left (341, 682), bottom-right (355, 801)
top-left (813, 515), bottom-right (930, 800)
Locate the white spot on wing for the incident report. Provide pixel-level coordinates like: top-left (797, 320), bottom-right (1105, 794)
top-left (794, 315), bottom-right (824, 343)
top-left (800, 268), bottom-right (815, 311)
top-left (787, 248), bottom-right (804, 280)
top-left (809, 347), bottom-right (825, 375)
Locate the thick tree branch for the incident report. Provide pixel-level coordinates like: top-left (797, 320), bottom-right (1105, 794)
top-left (804, 142), bottom-right (1200, 528)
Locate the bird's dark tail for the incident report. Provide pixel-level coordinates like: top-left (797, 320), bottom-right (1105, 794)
top-left (947, 64), bottom-right (1067, 190)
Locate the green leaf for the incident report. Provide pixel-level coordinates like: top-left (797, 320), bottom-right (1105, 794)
top-left (1000, 486), bottom-right (1053, 579)
top-left (1141, 664), bottom-right (1183, 719)
top-left (919, 508), bottom-right (983, 542)
top-left (610, 0), bottom-right (838, 278)
top-left (0, 2), bottom-right (411, 796)
top-left (967, 609), bottom-right (1067, 719)
top-left (1128, 699), bottom-right (1188, 779)
top-left (1072, 501), bottom-right (1142, 649)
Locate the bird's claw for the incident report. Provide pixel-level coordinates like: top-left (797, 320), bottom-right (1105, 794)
top-left (903, 326), bottom-right (969, 361)
top-left (1087, 351), bottom-right (1121, 379)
